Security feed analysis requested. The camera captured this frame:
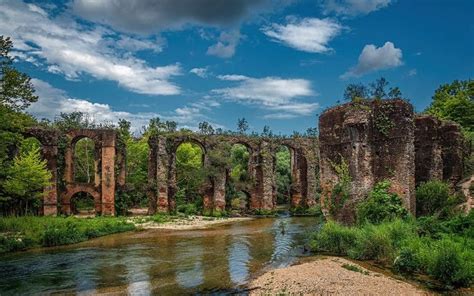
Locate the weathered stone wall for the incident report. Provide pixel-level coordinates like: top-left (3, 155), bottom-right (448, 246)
top-left (319, 99), bottom-right (468, 223)
top-left (61, 129), bottom-right (117, 216)
top-left (147, 134), bottom-right (319, 214)
top-left (319, 99), bottom-right (415, 223)
top-left (414, 115), bottom-right (464, 187)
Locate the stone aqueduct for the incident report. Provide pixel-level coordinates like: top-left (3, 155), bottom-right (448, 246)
top-left (26, 99), bottom-right (471, 220)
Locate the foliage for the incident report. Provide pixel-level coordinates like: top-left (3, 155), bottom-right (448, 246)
top-left (357, 181), bottom-right (409, 225)
top-left (230, 144), bottom-right (250, 183)
top-left (424, 79), bottom-right (474, 176)
top-left (341, 263), bottom-right (369, 275)
top-left (0, 36), bottom-right (38, 111)
top-left (416, 181), bottom-right (463, 218)
top-left (309, 220), bottom-right (359, 255)
top-left (343, 77), bottom-right (403, 101)
top-left (176, 142), bottom-right (205, 208)
top-left (198, 121), bottom-right (214, 135)
top-left (73, 138), bottom-right (95, 183)
top-left (3, 144), bottom-right (51, 215)
top-left (275, 146), bottom-right (291, 205)
top-left (237, 117), bottom-right (249, 134)
top-left (0, 216), bottom-right (135, 253)
top-left (326, 156), bottom-right (351, 217)
top-left (177, 203), bottom-right (198, 216)
top-left (309, 216), bottom-right (474, 289)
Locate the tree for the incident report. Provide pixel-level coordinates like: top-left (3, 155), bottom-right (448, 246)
top-left (275, 146), bottom-right (291, 205)
top-left (343, 77), bottom-right (404, 101)
top-left (3, 145), bottom-right (51, 215)
top-left (262, 125), bottom-right (272, 137)
top-left (343, 83), bottom-right (368, 101)
top-left (0, 36), bottom-right (38, 111)
top-left (237, 117), bottom-right (249, 134)
top-left (176, 143), bottom-right (205, 206)
top-left (425, 80), bottom-right (474, 176)
top-left (198, 121), bottom-right (214, 135)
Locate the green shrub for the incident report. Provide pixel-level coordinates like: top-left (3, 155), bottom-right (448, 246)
top-left (310, 221), bottom-right (359, 255)
top-left (350, 223), bottom-right (395, 263)
top-left (428, 239), bottom-right (474, 288)
top-left (177, 203), bottom-right (198, 216)
top-left (357, 181), bottom-right (409, 224)
top-left (394, 247), bottom-right (420, 275)
top-left (416, 181), bottom-right (463, 218)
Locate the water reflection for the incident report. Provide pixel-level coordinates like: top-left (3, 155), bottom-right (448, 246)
top-left (0, 217), bottom-right (317, 295)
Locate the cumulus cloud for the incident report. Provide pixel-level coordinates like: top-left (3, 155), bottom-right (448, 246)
top-left (190, 67), bottom-right (209, 78)
top-left (29, 79), bottom-right (220, 132)
top-left (213, 75), bottom-right (318, 119)
top-left (320, 0), bottom-right (392, 16)
top-left (0, 1), bottom-right (181, 95)
top-left (261, 17), bottom-right (343, 53)
top-left (72, 0), bottom-right (268, 34)
top-left (341, 41), bottom-right (402, 78)
top-left (207, 30), bottom-right (242, 58)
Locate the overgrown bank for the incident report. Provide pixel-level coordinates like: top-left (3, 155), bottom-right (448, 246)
top-left (309, 180), bottom-right (474, 291)
top-left (0, 216), bottom-right (135, 254)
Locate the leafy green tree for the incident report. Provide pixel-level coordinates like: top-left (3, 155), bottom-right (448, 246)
top-left (3, 145), bottom-right (51, 215)
top-left (230, 144), bottom-right (249, 183)
top-left (0, 36), bottom-right (38, 111)
top-left (343, 77), bottom-right (403, 101)
top-left (74, 138), bottom-right (95, 183)
top-left (198, 121), bottom-right (214, 135)
top-left (176, 142), bottom-right (205, 207)
top-left (275, 146), bottom-right (291, 205)
top-left (425, 80), bottom-right (474, 176)
top-left (425, 80), bottom-right (474, 135)
top-left (0, 36), bottom-right (38, 215)
top-left (237, 117), bottom-right (249, 134)
top-left (357, 181), bottom-right (409, 224)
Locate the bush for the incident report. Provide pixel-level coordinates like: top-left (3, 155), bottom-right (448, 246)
top-left (394, 247), bottom-right (421, 275)
top-left (357, 181), bottom-right (409, 224)
top-left (0, 216), bottom-right (135, 253)
top-left (416, 181), bottom-right (464, 218)
top-left (350, 223), bottom-right (396, 263)
top-left (428, 239), bottom-right (474, 288)
top-left (309, 221), bottom-right (359, 255)
top-left (177, 203), bottom-right (198, 216)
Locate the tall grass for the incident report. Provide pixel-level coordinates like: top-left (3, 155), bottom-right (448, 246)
top-left (0, 216), bottom-right (135, 253)
top-left (309, 216), bottom-right (474, 289)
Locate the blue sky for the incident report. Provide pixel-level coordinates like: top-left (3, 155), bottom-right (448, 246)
top-left (1, 0), bottom-right (473, 134)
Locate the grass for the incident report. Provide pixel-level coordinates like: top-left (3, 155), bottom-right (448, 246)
top-left (309, 213), bottom-right (474, 290)
top-left (341, 263), bottom-right (370, 275)
top-left (0, 216), bottom-right (135, 254)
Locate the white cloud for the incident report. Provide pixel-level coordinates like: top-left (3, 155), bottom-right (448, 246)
top-left (320, 0), bottom-right (392, 16)
top-left (29, 79), bottom-right (220, 132)
top-left (213, 75), bottom-right (318, 119)
top-left (207, 30), bottom-right (241, 58)
top-left (261, 17), bottom-right (343, 53)
top-left (0, 1), bottom-right (181, 95)
top-left (190, 67), bottom-right (209, 78)
top-left (408, 69), bottom-right (417, 76)
top-left (341, 41), bottom-right (402, 78)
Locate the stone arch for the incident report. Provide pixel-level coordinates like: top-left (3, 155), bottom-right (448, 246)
top-left (61, 185), bottom-right (101, 215)
top-left (63, 129), bottom-right (116, 216)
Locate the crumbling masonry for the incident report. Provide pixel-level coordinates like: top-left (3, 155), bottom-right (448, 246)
top-left (147, 134), bottom-right (319, 214)
top-left (26, 99), bottom-right (468, 218)
top-left (319, 99), bottom-right (467, 223)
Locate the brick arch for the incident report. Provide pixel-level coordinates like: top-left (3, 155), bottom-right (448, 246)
top-left (173, 136), bottom-right (207, 155)
top-left (61, 185), bottom-right (101, 215)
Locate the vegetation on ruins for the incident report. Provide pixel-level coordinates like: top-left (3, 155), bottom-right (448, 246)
top-left (343, 77), bottom-right (403, 102)
top-left (326, 155), bottom-right (351, 217)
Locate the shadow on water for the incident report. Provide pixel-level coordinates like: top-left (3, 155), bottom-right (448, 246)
top-left (0, 216), bottom-right (320, 295)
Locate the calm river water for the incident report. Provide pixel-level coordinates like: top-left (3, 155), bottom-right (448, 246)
top-left (0, 216), bottom-right (319, 295)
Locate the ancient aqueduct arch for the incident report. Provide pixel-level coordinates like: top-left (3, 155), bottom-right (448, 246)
top-left (24, 99), bottom-right (472, 219)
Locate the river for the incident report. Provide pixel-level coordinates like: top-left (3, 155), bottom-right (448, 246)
top-left (0, 216), bottom-right (319, 295)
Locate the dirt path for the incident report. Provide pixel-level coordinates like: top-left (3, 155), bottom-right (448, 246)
top-left (249, 256), bottom-right (432, 295)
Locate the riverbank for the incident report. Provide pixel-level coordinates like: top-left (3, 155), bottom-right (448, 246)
top-left (249, 256), bottom-right (431, 295)
top-left (0, 216), bottom-right (135, 254)
top-left (0, 215), bottom-right (253, 254)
